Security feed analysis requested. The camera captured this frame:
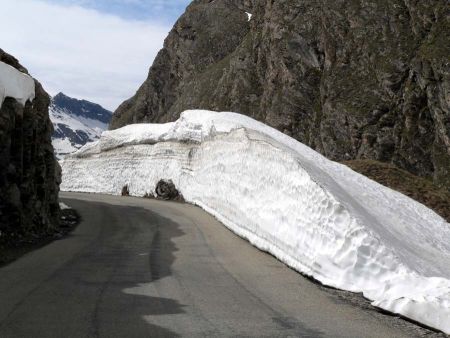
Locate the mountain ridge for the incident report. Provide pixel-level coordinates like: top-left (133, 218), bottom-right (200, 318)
top-left (50, 93), bottom-right (112, 159)
top-left (110, 0), bottom-right (450, 190)
top-left (53, 92), bottom-right (112, 124)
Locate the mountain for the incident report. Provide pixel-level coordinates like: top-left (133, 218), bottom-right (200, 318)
top-left (50, 93), bottom-right (112, 159)
top-left (110, 0), bottom-right (450, 190)
top-left (0, 49), bottom-right (60, 245)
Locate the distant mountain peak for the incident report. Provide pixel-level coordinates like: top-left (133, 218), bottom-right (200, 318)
top-left (49, 93), bottom-right (112, 159)
top-left (52, 92), bottom-right (112, 124)
top-left (54, 92), bottom-right (67, 98)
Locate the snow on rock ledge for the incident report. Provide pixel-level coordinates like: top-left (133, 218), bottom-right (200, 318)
top-left (61, 110), bottom-right (450, 334)
top-left (0, 61), bottom-right (35, 108)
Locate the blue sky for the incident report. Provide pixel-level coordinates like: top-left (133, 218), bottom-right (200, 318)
top-left (0, 0), bottom-right (191, 110)
top-left (43, 0), bottom-right (191, 23)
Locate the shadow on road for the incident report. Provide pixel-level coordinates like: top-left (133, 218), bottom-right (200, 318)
top-left (117, 205), bottom-right (187, 337)
top-left (0, 199), bottom-right (187, 337)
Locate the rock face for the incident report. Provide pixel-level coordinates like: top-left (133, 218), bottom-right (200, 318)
top-left (0, 49), bottom-right (60, 245)
top-left (111, 0), bottom-right (450, 189)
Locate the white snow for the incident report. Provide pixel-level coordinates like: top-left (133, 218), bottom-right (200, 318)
top-left (59, 202), bottom-right (71, 210)
top-left (245, 12), bottom-right (252, 21)
top-left (0, 61), bottom-right (35, 108)
top-left (61, 110), bottom-right (450, 334)
top-left (52, 138), bottom-right (79, 159)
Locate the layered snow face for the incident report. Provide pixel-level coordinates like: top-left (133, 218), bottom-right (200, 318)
top-left (61, 110), bottom-right (450, 334)
top-left (50, 102), bottom-right (110, 159)
top-left (0, 61), bottom-right (35, 109)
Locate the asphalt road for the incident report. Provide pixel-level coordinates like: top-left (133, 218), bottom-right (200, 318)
top-left (0, 193), bottom-right (440, 338)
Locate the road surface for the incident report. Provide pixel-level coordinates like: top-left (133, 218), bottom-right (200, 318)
top-left (0, 193), bottom-right (439, 337)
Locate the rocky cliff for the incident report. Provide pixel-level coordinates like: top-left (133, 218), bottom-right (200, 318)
top-left (111, 0), bottom-right (450, 189)
top-left (0, 49), bottom-right (60, 246)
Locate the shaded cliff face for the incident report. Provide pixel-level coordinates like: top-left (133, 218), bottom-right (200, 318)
top-left (111, 0), bottom-right (450, 189)
top-left (0, 49), bottom-right (60, 245)
top-left (111, 0), bottom-right (251, 127)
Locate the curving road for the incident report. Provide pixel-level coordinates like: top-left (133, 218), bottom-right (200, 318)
top-left (0, 193), bottom-right (439, 337)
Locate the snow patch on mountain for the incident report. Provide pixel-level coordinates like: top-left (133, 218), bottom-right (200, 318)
top-left (49, 93), bottom-right (112, 159)
top-left (60, 110), bottom-right (450, 334)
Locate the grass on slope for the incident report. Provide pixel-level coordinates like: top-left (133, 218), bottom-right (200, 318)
top-left (343, 160), bottom-right (450, 223)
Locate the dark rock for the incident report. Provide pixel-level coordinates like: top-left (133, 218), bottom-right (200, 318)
top-left (121, 184), bottom-right (130, 196)
top-left (110, 0), bottom-right (450, 190)
top-left (155, 180), bottom-right (184, 202)
top-left (0, 48), bottom-right (61, 247)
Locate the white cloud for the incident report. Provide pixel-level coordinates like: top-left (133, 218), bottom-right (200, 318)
top-left (0, 0), bottom-right (170, 110)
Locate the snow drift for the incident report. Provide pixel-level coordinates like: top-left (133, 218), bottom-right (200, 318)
top-left (61, 110), bottom-right (450, 333)
top-left (0, 61), bottom-right (35, 108)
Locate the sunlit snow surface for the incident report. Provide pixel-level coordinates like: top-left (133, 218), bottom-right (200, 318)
top-left (61, 110), bottom-right (450, 333)
top-left (0, 61), bottom-right (35, 108)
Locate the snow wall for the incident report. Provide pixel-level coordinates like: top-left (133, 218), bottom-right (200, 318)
top-left (61, 110), bottom-right (450, 334)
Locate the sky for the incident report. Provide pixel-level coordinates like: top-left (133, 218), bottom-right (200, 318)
top-left (0, 0), bottom-right (191, 111)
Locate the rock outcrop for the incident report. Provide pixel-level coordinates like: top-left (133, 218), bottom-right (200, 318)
top-left (155, 179), bottom-right (184, 201)
top-left (0, 49), bottom-right (60, 246)
top-left (111, 0), bottom-right (450, 189)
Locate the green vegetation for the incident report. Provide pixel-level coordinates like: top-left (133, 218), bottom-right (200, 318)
top-left (343, 159), bottom-right (450, 222)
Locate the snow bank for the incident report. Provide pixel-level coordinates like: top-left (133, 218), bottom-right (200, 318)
top-left (0, 61), bottom-right (35, 109)
top-left (61, 110), bottom-right (450, 333)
